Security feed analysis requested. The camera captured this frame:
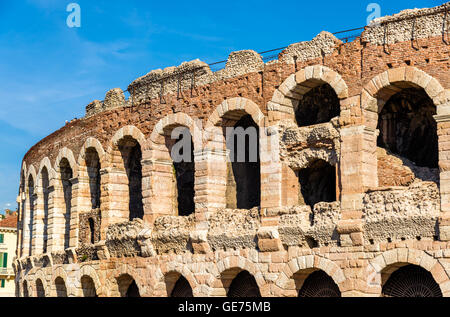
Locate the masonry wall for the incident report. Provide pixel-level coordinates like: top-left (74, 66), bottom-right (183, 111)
top-left (14, 3), bottom-right (450, 297)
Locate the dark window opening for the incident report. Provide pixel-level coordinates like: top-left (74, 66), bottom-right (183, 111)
top-left (23, 281), bottom-right (29, 297)
top-left (36, 279), bottom-right (45, 297)
top-left (119, 137), bottom-right (144, 220)
top-left (227, 271), bottom-right (261, 298)
top-left (171, 131), bottom-right (195, 216)
top-left (298, 160), bottom-right (336, 208)
top-left (170, 276), bottom-right (193, 297)
top-left (81, 276), bottom-right (97, 297)
top-left (126, 281), bottom-right (140, 297)
top-left (227, 115), bottom-right (261, 209)
top-left (377, 88), bottom-right (438, 168)
top-left (298, 270), bottom-right (341, 297)
top-left (27, 177), bottom-right (35, 256)
top-left (41, 168), bottom-right (49, 254)
top-left (85, 148), bottom-right (101, 210)
top-left (55, 277), bottom-right (67, 297)
top-left (382, 265), bottom-right (442, 297)
top-left (295, 84), bottom-right (340, 127)
top-left (60, 158), bottom-right (73, 250)
top-left (88, 218), bottom-right (95, 244)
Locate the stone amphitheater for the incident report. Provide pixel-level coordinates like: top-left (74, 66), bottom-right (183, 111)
top-left (14, 3), bottom-right (450, 297)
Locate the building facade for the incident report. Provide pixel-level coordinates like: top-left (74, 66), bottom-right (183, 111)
top-left (0, 212), bottom-right (17, 297)
top-left (14, 3), bottom-right (450, 297)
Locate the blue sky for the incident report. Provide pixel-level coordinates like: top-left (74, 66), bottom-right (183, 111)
top-left (0, 0), bottom-right (443, 213)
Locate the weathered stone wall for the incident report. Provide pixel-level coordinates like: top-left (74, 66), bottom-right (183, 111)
top-left (15, 3), bottom-right (450, 297)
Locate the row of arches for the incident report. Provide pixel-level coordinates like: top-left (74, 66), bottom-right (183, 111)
top-left (18, 66), bottom-right (448, 257)
top-left (20, 263), bottom-right (443, 297)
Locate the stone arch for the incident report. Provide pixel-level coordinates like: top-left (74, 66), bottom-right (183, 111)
top-left (23, 167), bottom-right (37, 257)
top-left (34, 269), bottom-right (48, 297)
top-left (366, 248), bottom-right (450, 297)
top-left (268, 65), bottom-right (348, 123)
top-left (274, 255), bottom-right (346, 297)
top-left (163, 271), bottom-right (195, 297)
top-left (110, 265), bottom-right (148, 297)
top-left (212, 255), bottom-right (267, 297)
top-left (206, 97), bottom-right (265, 129)
top-left (35, 157), bottom-right (54, 255)
top-left (22, 279), bottom-right (30, 297)
top-left (80, 265), bottom-right (103, 296)
top-left (50, 266), bottom-right (69, 297)
top-left (204, 98), bottom-right (266, 210)
top-left (155, 262), bottom-right (197, 297)
top-left (362, 67), bottom-right (446, 123)
top-left (77, 138), bottom-right (104, 243)
top-left (53, 149), bottom-right (77, 251)
top-left (104, 125), bottom-right (147, 224)
top-left (147, 113), bottom-right (201, 218)
top-left (26, 165), bottom-right (37, 189)
top-left (54, 147), bottom-right (78, 178)
top-left (78, 137), bottom-right (106, 167)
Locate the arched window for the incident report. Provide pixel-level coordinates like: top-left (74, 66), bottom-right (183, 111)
top-left (297, 159), bottom-right (336, 208)
top-left (27, 176), bottom-right (35, 256)
top-left (60, 158), bottom-right (73, 250)
top-left (227, 270), bottom-right (261, 297)
top-left (55, 277), bottom-right (67, 297)
top-left (377, 88), bottom-right (437, 169)
top-left (118, 137), bottom-right (143, 220)
top-left (297, 270), bottom-right (341, 297)
top-left (382, 265), bottom-right (442, 297)
top-left (41, 167), bottom-right (49, 254)
top-left (295, 84), bottom-right (340, 127)
top-left (81, 275), bottom-right (97, 297)
top-left (23, 281), bottom-right (29, 297)
top-left (117, 274), bottom-right (140, 297)
top-left (226, 114), bottom-right (261, 209)
top-left (35, 279), bottom-right (45, 297)
top-left (85, 148), bottom-right (101, 210)
top-left (165, 273), bottom-right (193, 297)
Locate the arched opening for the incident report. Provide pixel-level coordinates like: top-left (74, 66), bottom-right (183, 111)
top-left (41, 167), bottom-right (49, 254)
top-left (296, 270), bottom-right (341, 297)
top-left (377, 88), bottom-right (437, 169)
top-left (88, 218), bottom-right (95, 244)
top-left (382, 264), bottom-right (442, 297)
top-left (117, 274), bottom-right (140, 297)
top-left (36, 279), bottom-right (45, 297)
top-left (297, 159), bottom-right (336, 208)
top-left (55, 277), bottom-right (67, 297)
top-left (225, 270), bottom-right (261, 298)
top-left (226, 114), bottom-right (261, 209)
top-left (23, 281), bottom-right (29, 297)
top-left (85, 148), bottom-right (101, 210)
top-left (27, 176), bottom-right (35, 256)
top-left (59, 158), bottom-right (73, 250)
top-left (81, 275), bottom-right (97, 297)
top-left (118, 136), bottom-right (143, 220)
top-left (163, 126), bottom-right (195, 216)
top-left (166, 274), bottom-right (193, 297)
top-left (295, 83), bottom-right (340, 127)
top-left (19, 173), bottom-right (25, 257)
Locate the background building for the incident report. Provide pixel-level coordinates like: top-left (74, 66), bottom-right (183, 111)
top-left (0, 211), bottom-right (17, 297)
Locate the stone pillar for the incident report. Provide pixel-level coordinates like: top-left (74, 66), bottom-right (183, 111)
top-left (260, 125), bottom-right (282, 209)
top-left (32, 191), bottom-right (43, 256)
top-left (99, 167), bottom-right (129, 237)
top-left (69, 177), bottom-right (79, 249)
top-left (48, 179), bottom-right (66, 252)
top-left (435, 114), bottom-right (450, 241)
top-left (193, 149), bottom-right (227, 215)
top-left (143, 159), bottom-right (175, 224)
top-left (338, 125), bottom-right (378, 246)
top-left (22, 190), bottom-right (31, 257)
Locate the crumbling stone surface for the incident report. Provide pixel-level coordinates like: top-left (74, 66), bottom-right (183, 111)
top-left (152, 215), bottom-right (195, 254)
top-left (363, 3), bottom-right (450, 45)
top-left (207, 208), bottom-right (260, 251)
top-left (106, 219), bottom-right (145, 258)
top-left (279, 31), bottom-right (342, 64)
top-left (363, 182), bottom-right (440, 242)
top-left (279, 120), bottom-right (340, 170)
